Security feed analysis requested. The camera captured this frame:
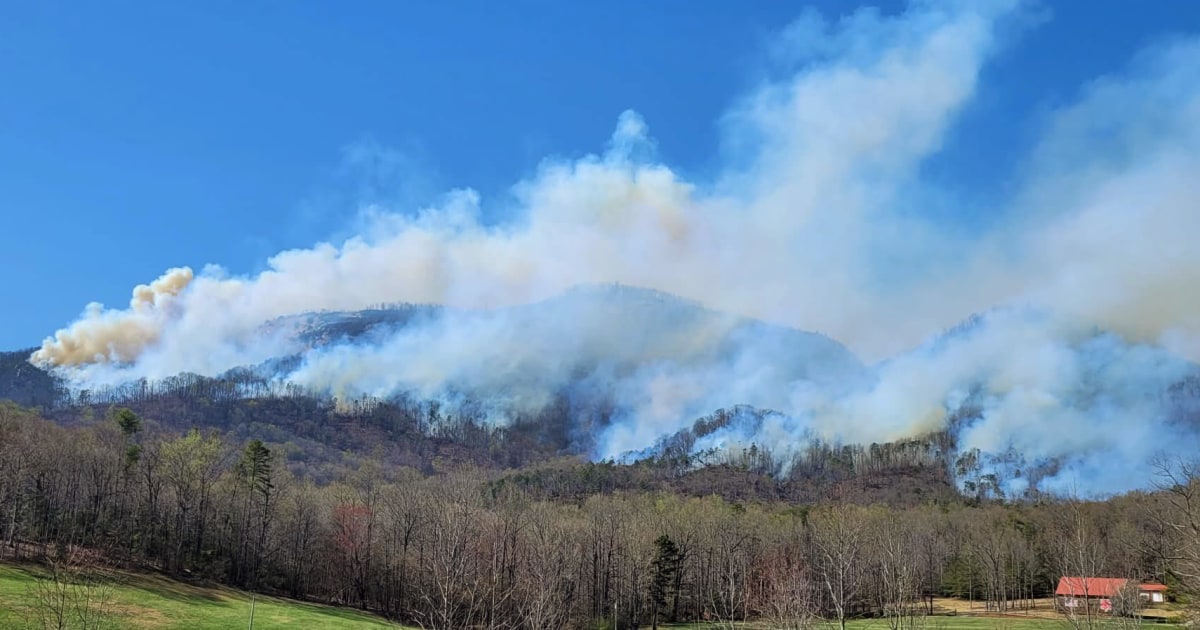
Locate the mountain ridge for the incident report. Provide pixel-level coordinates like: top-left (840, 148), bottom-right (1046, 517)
top-left (7, 285), bottom-right (1200, 498)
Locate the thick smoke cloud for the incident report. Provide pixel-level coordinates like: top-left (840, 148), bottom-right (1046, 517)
top-left (32, 267), bottom-right (193, 366)
top-left (31, 1), bottom-right (1200, 494)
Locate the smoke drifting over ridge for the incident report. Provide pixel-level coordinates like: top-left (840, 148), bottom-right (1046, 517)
top-left (31, 1), bottom-right (1200, 494)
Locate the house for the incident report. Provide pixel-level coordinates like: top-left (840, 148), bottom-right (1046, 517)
top-left (1138, 582), bottom-right (1168, 604)
top-left (1055, 577), bottom-right (1169, 613)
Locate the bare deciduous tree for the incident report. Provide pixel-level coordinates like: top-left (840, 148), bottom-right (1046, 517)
top-left (516, 501), bottom-right (577, 630)
top-left (873, 511), bottom-right (928, 630)
top-left (25, 551), bottom-right (116, 630)
top-left (810, 505), bottom-right (870, 630)
top-left (1153, 457), bottom-right (1200, 623)
top-left (759, 541), bottom-right (818, 630)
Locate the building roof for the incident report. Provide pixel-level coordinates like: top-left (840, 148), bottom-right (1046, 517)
top-left (1055, 577), bottom-right (1167, 597)
top-left (1056, 577), bottom-right (1128, 598)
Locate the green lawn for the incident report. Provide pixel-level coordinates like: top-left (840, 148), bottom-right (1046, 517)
top-left (0, 562), bottom-right (407, 629)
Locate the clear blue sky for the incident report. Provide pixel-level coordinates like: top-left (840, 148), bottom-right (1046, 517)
top-left (2, 1), bottom-right (1198, 350)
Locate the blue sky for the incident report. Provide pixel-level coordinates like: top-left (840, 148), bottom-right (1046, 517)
top-left (2, 1), bottom-right (1199, 350)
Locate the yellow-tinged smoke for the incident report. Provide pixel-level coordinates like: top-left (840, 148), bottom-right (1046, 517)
top-left (31, 1), bottom-right (1009, 372)
top-left (31, 267), bottom-right (194, 367)
top-left (30, 2), bottom-right (1200, 377)
top-left (24, 1), bottom-right (1200, 494)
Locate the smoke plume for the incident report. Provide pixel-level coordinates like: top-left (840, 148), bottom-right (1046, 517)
top-left (31, 0), bottom-right (1200, 494)
top-left (32, 267), bottom-right (194, 366)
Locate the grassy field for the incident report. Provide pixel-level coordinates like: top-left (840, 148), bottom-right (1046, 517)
top-left (0, 562), bottom-right (406, 629)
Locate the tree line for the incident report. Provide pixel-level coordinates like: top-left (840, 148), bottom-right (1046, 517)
top-left (0, 401), bottom-right (1197, 629)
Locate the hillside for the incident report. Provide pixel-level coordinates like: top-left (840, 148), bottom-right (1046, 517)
top-left (9, 286), bottom-right (1200, 504)
top-left (6, 285), bottom-right (1199, 501)
top-left (0, 287), bottom-right (876, 484)
top-left (0, 349), bottom-right (63, 409)
top-left (0, 561), bottom-right (400, 629)
top-left (0, 292), bottom-right (965, 506)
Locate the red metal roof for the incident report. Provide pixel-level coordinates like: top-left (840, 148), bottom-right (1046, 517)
top-left (1056, 578), bottom-right (1168, 597)
top-left (1056, 577), bottom-right (1128, 598)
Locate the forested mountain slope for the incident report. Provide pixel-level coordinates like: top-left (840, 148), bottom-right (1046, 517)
top-left (5, 286), bottom-right (1200, 502)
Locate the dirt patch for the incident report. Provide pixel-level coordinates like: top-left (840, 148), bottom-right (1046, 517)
top-left (103, 602), bottom-right (171, 628)
top-left (932, 598), bottom-right (1183, 622)
top-left (933, 598), bottom-right (1065, 620)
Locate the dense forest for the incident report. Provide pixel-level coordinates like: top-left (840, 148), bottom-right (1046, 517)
top-left (1, 401), bottom-right (1198, 629)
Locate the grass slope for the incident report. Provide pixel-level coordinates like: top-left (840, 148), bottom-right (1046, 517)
top-left (0, 563), bottom-right (405, 629)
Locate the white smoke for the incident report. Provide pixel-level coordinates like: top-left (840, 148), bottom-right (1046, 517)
top-left (30, 1), bottom-right (1200, 493)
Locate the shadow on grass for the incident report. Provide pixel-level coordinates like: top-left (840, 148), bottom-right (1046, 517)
top-left (253, 596), bottom-right (398, 625)
top-left (125, 573), bottom-right (229, 605)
